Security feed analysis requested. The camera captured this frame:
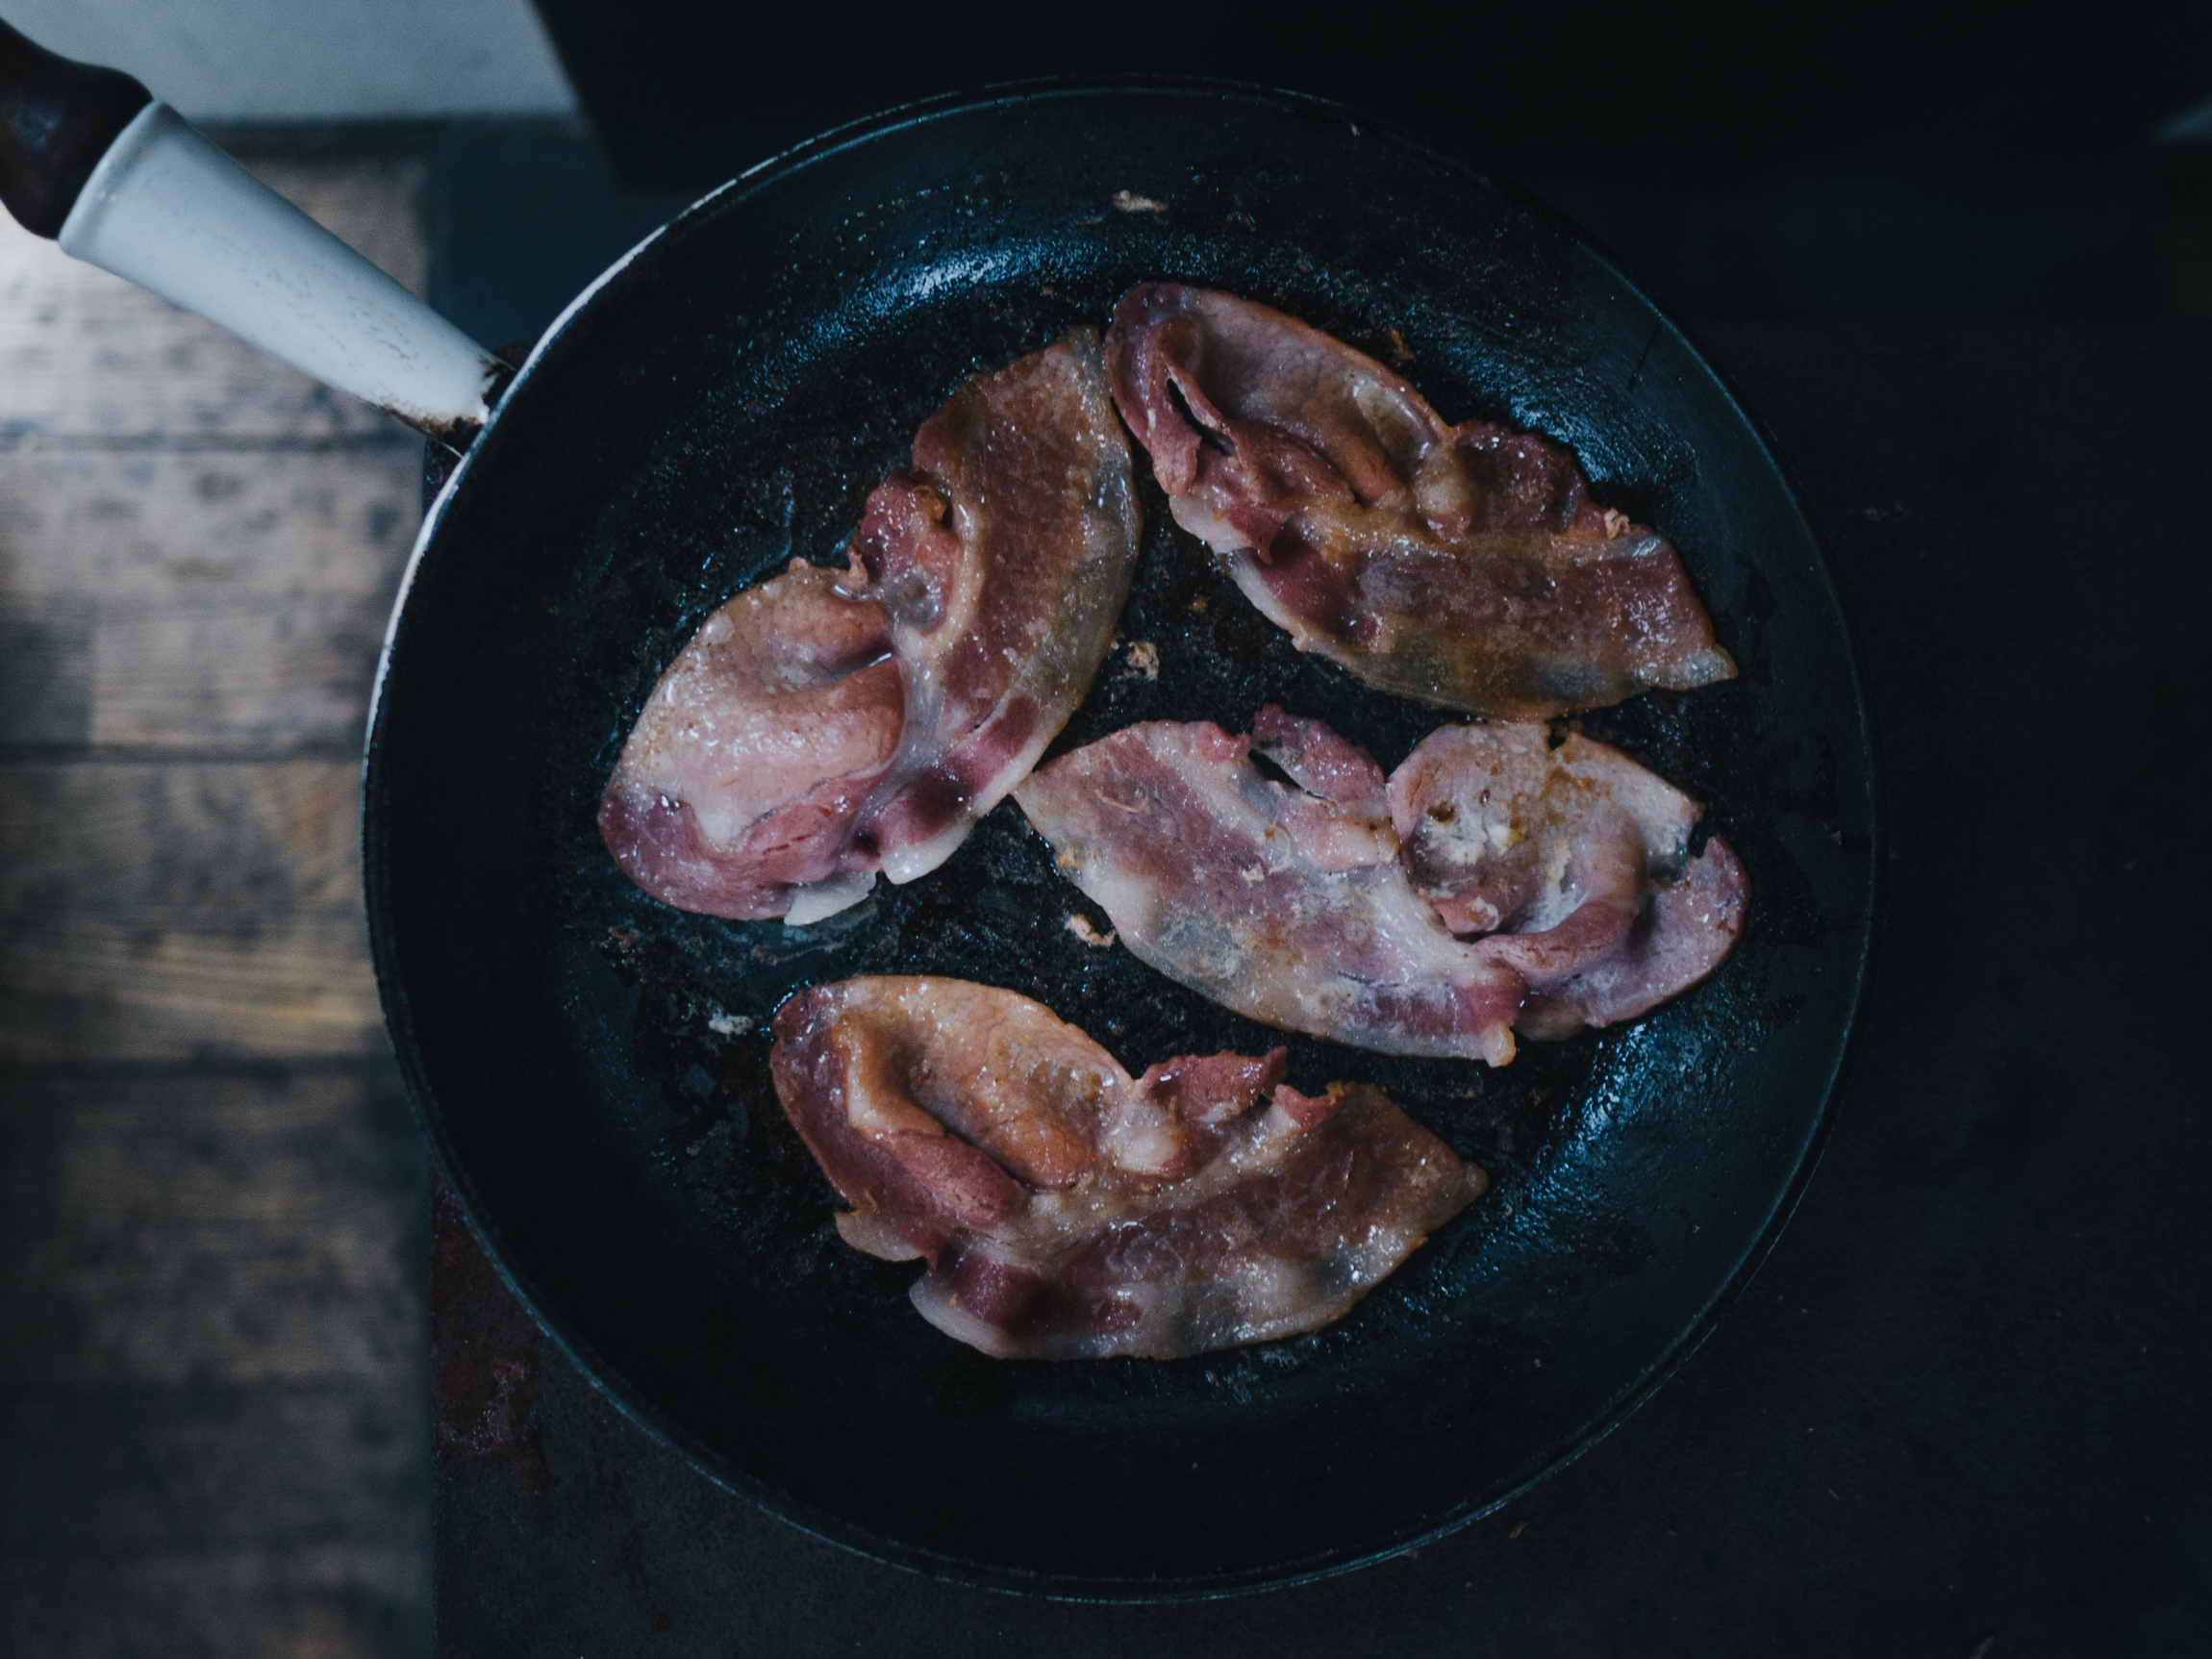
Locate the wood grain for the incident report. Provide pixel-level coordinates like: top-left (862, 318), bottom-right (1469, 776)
top-left (0, 595), bottom-right (90, 743)
top-left (0, 142), bottom-right (434, 1656)
top-left (0, 762), bottom-right (379, 1062)
top-left (0, 156), bottom-right (424, 1060)
top-left (85, 598), bottom-right (394, 749)
top-left (0, 1069), bottom-right (422, 1388)
top-left (3, 1385), bottom-right (425, 1550)
top-left (0, 1066), bottom-right (428, 1657)
top-left (0, 445), bottom-right (418, 605)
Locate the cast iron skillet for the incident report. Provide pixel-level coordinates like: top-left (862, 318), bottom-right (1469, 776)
top-left (366, 82), bottom-right (1877, 1597)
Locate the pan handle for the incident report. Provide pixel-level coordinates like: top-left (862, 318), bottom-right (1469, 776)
top-left (0, 19), bottom-right (508, 449)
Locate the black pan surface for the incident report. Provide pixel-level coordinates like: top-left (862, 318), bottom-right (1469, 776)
top-left (365, 83), bottom-right (1877, 1597)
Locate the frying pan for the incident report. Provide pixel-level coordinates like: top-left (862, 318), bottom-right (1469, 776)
top-left (0, 29), bottom-right (1877, 1598)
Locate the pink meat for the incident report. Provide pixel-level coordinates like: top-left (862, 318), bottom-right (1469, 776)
top-left (1517, 837), bottom-right (1750, 1038)
top-left (599, 330), bottom-right (1139, 922)
top-left (1105, 284), bottom-right (1735, 718)
top-left (1013, 714), bottom-right (1525, 1065)
top-left (770, 976), bottom-right (1122, 1261)
top-left (596, 562), bottom-right (903, 921)
top-left (844, 328), bottom-right (1141, 887)
top-left (769, 977), bottom-right (1485, 1360)
top-left (1390, 723), bottom-right (1748, 1037)
top-left (1251, 703), bottom-right (1388, 810)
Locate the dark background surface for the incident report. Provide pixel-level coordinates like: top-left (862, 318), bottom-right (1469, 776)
top-left (424, 5), bottom-right (2211, 1651)
top-left (518, 0), bottom-right (2212, 322)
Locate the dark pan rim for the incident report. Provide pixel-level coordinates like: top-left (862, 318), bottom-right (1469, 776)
top-left (363, 74), bottom-right (1881, 1601)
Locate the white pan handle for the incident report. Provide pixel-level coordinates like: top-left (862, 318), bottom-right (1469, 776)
top-left (59, 102), bottom-right (508, 446)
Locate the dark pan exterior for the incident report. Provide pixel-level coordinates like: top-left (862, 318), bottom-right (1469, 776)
top-left (364, 84), bottom-right (1877, 1597)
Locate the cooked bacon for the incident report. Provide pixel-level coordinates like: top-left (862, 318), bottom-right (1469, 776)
top-left (769, 977), bottom-right (1485, 1360)
top-left (845, 329), bottom-right (1142, 885)
top-left (599, 331), bottom-right (1140, 922)
top-left (1104, 284), bottom-right (1735, 718)
top-left (1389, 723), bottom-right (1748, 1037)
top-left (1018, 710), bottom-right (1747, 1056)
top-left (595, 562), bottom-right (903, 922)
top-left (1013, 712), bottom-right (1523, 1065)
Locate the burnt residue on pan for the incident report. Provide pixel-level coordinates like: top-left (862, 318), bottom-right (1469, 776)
top-left (368, 85), bottom-right (1874, 1596)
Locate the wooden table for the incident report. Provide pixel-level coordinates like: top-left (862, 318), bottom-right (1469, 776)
top-left (0, 147), bottom-right (432, 1656)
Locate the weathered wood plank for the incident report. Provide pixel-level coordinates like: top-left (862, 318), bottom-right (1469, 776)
top-left (0, 597), bottom-right (92, 745)
top-left (0, 923), bottom-right (381, 1062)
top-left (0, 1547), bottom-right (427, 1659)
top-left (0, 144), bottom-right (434, 1659)
top-left (0, 1064), bottom-right (429, 1653)
top-left (0, 593), bottom-right (408, 752)
top-left (0, 1067), bottom-right (418, 1236)
top-left (0, 158), bottom-right (428, 443)
top-left (0, 760), bottom-right (361, 912)
top-left (86, 597), bottom-right (393, 748)
top-left (2, 1385), bottom-right (427, 1553)
top-left (0, 1238), bottom-right (406, 1382)
top-left (0, 445), bottom-right (419, 605)
top-left (0, 342), bottom-right (422, 754)
top-left (0, 1068), bottom-right (423, 1387)
top-left (0, 763), bottom-right (379, 1062)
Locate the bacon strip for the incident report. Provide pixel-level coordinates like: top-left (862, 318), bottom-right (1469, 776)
top-left (847, 329), bottom-right (1142, 885)
top-left (599, 330), bottom-right (1140, 922)
top-left (594, 562), bottom-right (902, 922)
top-left (1104, 284), bottom-right (1734, 718)
top-left (1013, 712), bottom-right (1524, 1065)
top-left (1391, 723), bottom-right (1748, 1037)
top-left (1018, 710), bottom-right (1748, 1057)
top-left (770, 977), bottom-right (1485, 1360)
